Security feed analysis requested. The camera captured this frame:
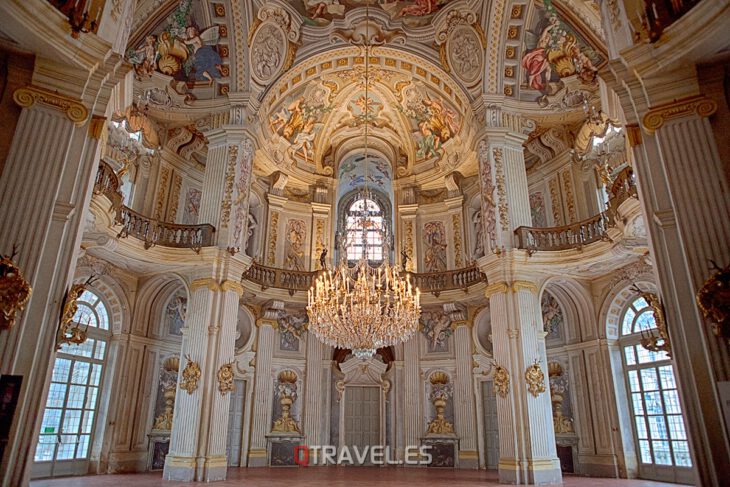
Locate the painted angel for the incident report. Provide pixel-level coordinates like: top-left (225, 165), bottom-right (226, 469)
top-left (183, 25), bottom-right (223, 84)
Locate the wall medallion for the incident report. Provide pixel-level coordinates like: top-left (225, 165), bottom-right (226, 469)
top-left (445, 25), bottom-right (483, 85)
top-left (250, 22), bottom-right (287, 85)
top-left (525, 362), bottom-right (546, 397)
top-left (181, 355), bottom-right (202, 394)
top-left (493, 364), bottom-right (510, 398)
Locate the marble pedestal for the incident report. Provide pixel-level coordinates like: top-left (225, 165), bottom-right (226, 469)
top-left (266, 433), bottom-right (303, 466)
top-left (422, 435), bottom-right (459, 468)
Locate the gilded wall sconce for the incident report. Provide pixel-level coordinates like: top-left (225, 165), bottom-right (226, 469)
top-left (525, 361), bottom-right (546, 398)
top-left (180, 355), bottom-right (202, 394)
top-left (493, 364), bottom-right (510, 398)
top-left (697, 261), bottom-right (730, 342)
top-left (57, 275), bottom-right (97, 349)
top-left (0, 245), bottom-right (32, 330)
top-left (217, 361), bottom-right (235, 395)
top-left (631, 284), bottom-right (672, 357)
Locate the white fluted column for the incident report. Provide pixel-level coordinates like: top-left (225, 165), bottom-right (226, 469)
top-left (0, 90), bottom-right (103, 486)
top-left (248, 319), bottom-right (276, 466)
top-left (403, 336), bottom-right (421, 458)
top-left (487, 282), bottom-right (562, 484)
top-left (163, 265), bottom-right (245, 482)
top-left (302, 335), bottom-right (326, 447)
top-left (453, 322), bottom-right (478, 467)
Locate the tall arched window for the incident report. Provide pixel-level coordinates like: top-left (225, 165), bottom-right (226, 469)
top-left (345, 197), bottom-right (384, 263)
top-left (619, 295), bottom-right (692, 482)
top-left (33, 289), bottom-right (112, 478)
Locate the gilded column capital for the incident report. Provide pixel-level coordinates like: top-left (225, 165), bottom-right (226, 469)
top-left (190, 278), bottom-right (221, 293)
top-left (642, 95), bottom-right (718, 134)
top-left (221, 279), bottom-right (245, 296)
top-left (256, 318), bottom-right (277, 328)
top-left (511, 280), bottom-right (538, 294)
top-left (485, 282), bottom-right (509, 299)
top-left (451, 320), bottom-right (471, 329)
top-left (13, 85), bottom-right (89, 126)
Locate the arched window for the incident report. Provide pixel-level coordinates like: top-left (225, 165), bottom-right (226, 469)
top-left (619, 295), bottom-right (692, 481)
top-left (345, 197), bottom-right (384, 263)
top-left (34, 288), bottom-right (112, 478)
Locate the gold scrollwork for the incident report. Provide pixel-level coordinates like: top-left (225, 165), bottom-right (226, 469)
top-left (0, 246), bottom-right (32, 330)
top-left (57, 276), bottom-right (97, 349)
top-left (493, 364), bottom-right (510, 398)
top-left (697, 262), bottom-right (730, 342)
top-left (217, 362), bottom-right (235, 395)
top-left (631, 284), bottom-right (672, 357)
top-left (13, 86), bottom-right (89, 126)
top-left (181, 355), bottom-right (202, 394)
top-left (525, 362), bottom-right (546, 397)
top-left (642, 95), bottom-right (718, 134)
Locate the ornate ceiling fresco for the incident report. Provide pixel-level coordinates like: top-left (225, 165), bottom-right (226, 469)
top-left (121, 0), bottom-right (607, 186)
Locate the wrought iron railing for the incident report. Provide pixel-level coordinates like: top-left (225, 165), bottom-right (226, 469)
top-left (515, 167), bottom-right (638, 253)
top-left (93, 161), bottom-right (215, 252)
top-left (242, 262), bottom-right (486, 297)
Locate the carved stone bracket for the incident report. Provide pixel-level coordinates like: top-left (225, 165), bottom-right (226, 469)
top-left (13, 85), bottom-right (89, 126)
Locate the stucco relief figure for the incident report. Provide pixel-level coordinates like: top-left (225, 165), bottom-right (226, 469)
top-left (278, 312), bottom-right (308, 352)
top-left (541, 291), bottom-right (564, 339)
top-left (423, 221), bottom-right (447, 272)
top-left (530, 192), bottom-right (547, 227)
top-left (478, 142), bottom-right (498, 251)
top-left (448, 27), bottom-right (481, 82)
top-left (245, 214), bottom-right (258, 256)
top-left (285, 219), bottom-right (307, 271)
top-left (129, 35), bottom-right (157, 79)
top-left (165, 290), bottom-right (187, 336)
top-left (472, 210), bottom-right (484, 259)
top-left (252, 24), bottom-right (284, 82)
top-left (232, 144), bottom-right (254, 248)
top-left (420, 311), bottom-right (453, 352)
top-left (397, 0), bottom-right (445, 17)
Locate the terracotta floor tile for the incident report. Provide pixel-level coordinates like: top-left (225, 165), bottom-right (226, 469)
top-left (30, 468), bottom-right (690, 487)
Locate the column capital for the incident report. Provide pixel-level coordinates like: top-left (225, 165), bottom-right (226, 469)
top-left (511, 280), bottom-right (538, 294)
top-left (221, 280), bottom-right (245, 296)
top-left (485, 282), bottom-right (509, 299)
top-left (256, 318), bottom-right (278, 328)
top-left (13, 85), bottom-right (88, 126)
top-left (642, 95), bottom-right (718, 134)
top-left (451, 320), bottom-right (471, 329)
top-left (190, 278), bottom-right (221, 293)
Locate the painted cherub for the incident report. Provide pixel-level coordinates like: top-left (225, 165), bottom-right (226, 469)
top-left (129, 35), bottom-right (158, 79)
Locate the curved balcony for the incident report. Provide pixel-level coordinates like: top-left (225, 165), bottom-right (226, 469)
top-left (515, 167), bottom-right (638, 254)
top-left (242, 262), bottom-right (487, 297)
top-left (93, 162), bottom-right (216, 252)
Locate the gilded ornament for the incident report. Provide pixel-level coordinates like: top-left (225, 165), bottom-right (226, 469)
top-left (427, 372), bottom-right (455, 435)
top-left (493, 364), bottom-right (510, 398)
top-left (525, 362), bottom-right (546, 397)
top-left (217, 362), bottom-right (235, 395)
top-left (631, 284), bottom-right (672, 357)
top-left (452, 214), bottom-right (464, 268)
top-left (267, 211), bottom-right (279, 265)
top-left (180, 355), bottom-right (202, 394)
top-left (493, 148), bottom-right (509, 227)
top-left (57, 275), bottom-right (97, 349)
top-left (272, 370), bottom-right (301, 433)
top-left (0, 245), bottom-right (32, 331)
top-left (696, 261), bottom-right (730, 342)
top-left (13, 86), bottom-right (89, 125)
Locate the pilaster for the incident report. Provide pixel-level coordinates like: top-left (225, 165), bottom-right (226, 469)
top-left (0, 84), bottom-right (103, 487)
top-left (302, 335), bottom-right (327, 446)
top-left (310, 202), bottom-right (331, 271)
top-left (486, 281), bottom-right (562, 484)
top-left (247, 318), bottom-right (276, 466)
top-left (452, 322), bottom-right (478, 467)
top-left (163, 262), bottom-right (245, 482)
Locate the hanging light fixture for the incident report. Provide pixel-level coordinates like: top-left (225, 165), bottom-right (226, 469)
top-left (307, 3), bottom-right (421, 359)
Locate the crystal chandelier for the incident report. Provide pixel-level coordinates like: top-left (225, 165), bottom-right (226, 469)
top-left (307, 4), bottom-right (421, 359)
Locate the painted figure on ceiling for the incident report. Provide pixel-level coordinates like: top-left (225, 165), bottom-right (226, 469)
top-left (183, 25), bottom-right (223, 84)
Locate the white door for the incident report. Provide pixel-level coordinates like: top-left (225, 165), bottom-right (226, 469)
top-left (226, 380), bottom-right (246, 466)
top-left (32, 290), bottom-right (111, 478)
top-left (344, 386), bottom-right (380, 462)
top-left (481, 381), bottom-right (499, 469)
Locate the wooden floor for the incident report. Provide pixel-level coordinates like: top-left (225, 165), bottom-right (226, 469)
top-left (30, 468), bottom-right (686, 487)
